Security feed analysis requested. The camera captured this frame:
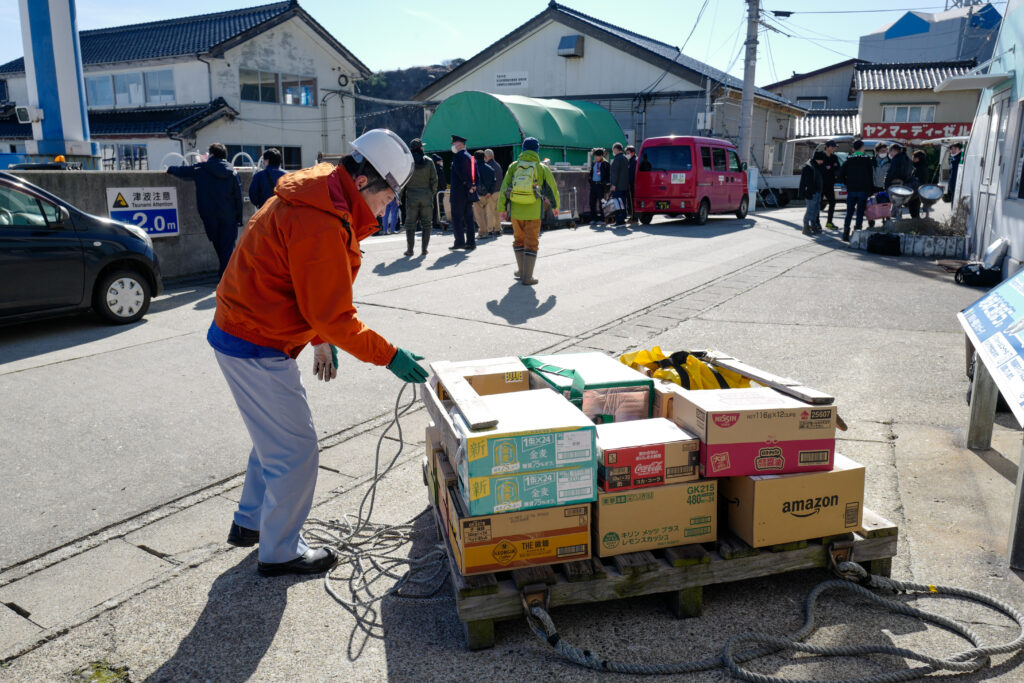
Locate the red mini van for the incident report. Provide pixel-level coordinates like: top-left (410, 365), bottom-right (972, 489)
top-left (633, 136), bottom-right (749, 225)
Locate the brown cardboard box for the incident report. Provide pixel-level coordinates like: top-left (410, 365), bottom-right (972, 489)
top-left (597, 418), bottom-right (700, 490)
top-left (652, 379), bottom-right (686, 419)
top-left (425, 424), bottom-right (442, 507)
top-left (436, 357), bottom-right (530, 399)
top-left (594, 479), bottom-right (717, 557)
top-left (444, 484), bottom-right (591, 575)
top-left (721, 453), bottom-right (865, 547)
top-left (671, 386), bottom-right (837, 477)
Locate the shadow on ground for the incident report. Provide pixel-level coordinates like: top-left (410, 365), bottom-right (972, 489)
top-left (486, 284), bottom-right (557, 324)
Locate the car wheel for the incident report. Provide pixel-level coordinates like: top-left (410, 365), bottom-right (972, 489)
top-left (638, 213), bottom-right (653, 225)
top-left (94, 269), bottom-right (151, 324)
top-left (735, 195), bottom-right (749, 219)
top-left (694, 199), bottom-right (710, 225)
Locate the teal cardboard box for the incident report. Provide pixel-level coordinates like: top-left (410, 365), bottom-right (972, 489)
top-left (456, 460), bottom-right (597, 516)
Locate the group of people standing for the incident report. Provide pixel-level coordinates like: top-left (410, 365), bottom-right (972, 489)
top-left (799, 139), bottom-right (960, 241)
top-left (587, 142), bottom-right (637, 227)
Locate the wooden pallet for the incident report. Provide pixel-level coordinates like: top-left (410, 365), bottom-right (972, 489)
top-left (436, 507), bottom-right (898, 650)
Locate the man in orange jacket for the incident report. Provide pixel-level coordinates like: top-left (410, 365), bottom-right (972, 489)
top-left (209, 129), bottom-right (428, 577)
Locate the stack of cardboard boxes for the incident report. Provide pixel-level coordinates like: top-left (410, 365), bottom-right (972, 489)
top-left (423, 351), bottom-right (866, 578)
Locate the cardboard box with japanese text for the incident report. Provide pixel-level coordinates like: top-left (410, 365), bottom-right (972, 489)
top-left (671, 387), bottom-right (836, 477)
top-left (594, 479), bottom-right (717, 557)
top-left (436, 357), bottom-right (530, 399)
top-left (597, 418), bottom-right (700, 490)
top-left (720, 454), bottom-right (864, 547)
top-left (524, 352), bottom-right (654, 423)
top-left (444, 484), bottom-right (591, 575)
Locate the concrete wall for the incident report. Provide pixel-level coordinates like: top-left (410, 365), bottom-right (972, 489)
top-left (768, 65), bottom-right (858, 110)
top-left (11, 169), bottom-right (258, 280)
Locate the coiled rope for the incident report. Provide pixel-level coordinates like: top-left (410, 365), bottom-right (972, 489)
top-left (303, 384), bottom-right (450, 653)
top-left (525, 562), bottom-right (1024, 681)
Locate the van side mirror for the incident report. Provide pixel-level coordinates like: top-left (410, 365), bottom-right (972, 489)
top-left (742, 161), bottom-right (748, 171)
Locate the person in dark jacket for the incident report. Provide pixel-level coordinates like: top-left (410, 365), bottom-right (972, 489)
top-left (448, 134), bottom-right (478, 251)
top-left (431, 153), bottom-right (447, 228)
top-left (247, 148), bottom-right (286, 210)
top-left (625, 145), bottom-right (638, 223)
top-left (945, 143), bottom-right (962, 204)
top-left (402, 139), bottom-right (437, 256)
top-left (800, 151), bottom-right (825, 235)
top-left (167, 142), bottom-right (243, 278)
top-left (819, 140), bottom-right (841, 230)
top-left (839, 140), bottom-right (874, 241)
top-left (588, 148), bottom-right (610, 227)
top-left (484, 149), bottom-right (504, 236)
top-left (472, 150), bottom-right (496, 240)
top-left (907, 150), bottom-right (930, 219)
top-left (609, 142), bottom-right (630, 227)
top-left (885, 144), bottom-right (917, 219)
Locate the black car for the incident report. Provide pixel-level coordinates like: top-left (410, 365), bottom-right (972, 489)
top-left (0, 170), bottom-right (162, 325)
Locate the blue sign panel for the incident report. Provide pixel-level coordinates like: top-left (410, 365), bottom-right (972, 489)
top-left (958, 270), bottom-right (1024, 422)
top-left (106, 186), bottom-right (179, 238)
top-left (110, 208), bottom-right (179, 237)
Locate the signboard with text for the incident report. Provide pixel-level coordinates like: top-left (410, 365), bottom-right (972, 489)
top-left (495, 71), bottom-right (528, 89)
top-left (958, 268), bottom-right (1024, 424)
top-left (862, 122), bottom-right (972, 140)
top-left (106, 187), bottom-right (179, 238)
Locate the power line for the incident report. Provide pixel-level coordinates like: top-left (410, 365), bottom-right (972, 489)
top-left (639, 0), bottom-right (711, 94)
top-left (760, 14), bottom-right (858, 59)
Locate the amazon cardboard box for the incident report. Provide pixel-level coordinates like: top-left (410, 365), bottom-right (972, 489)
top-left (593, 479), bottom-right (717, 557)
top-left (721, 453), bottom-right (864, 548)
top-left (445, 484), bottom-right (591, 575)
top-left (436, 357), bottom-right (530, 399)
top-left (671, 387), bottom-right (837, 477)
top-left (597, 418), bottom-right (700, 490)
top-left (525, 352), bottom-right (654, 423)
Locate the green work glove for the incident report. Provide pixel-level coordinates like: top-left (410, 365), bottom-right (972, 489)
top-left (330, 345), bottom-right (338, 369)
top-left (388, 348), bottom-right (428, 383)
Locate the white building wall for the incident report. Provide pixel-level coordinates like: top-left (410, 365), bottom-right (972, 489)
top-left (428, 19), bottom-right (703, 101)
top-left (768, 66), bottom-right (858, 110)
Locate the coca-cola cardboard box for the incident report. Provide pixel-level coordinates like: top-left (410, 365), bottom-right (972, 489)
top-left (671, 387), bottom-right (837, 477)
top-left (444, 483), bottom-right (591, 575)
top-left (720, 453), bottom-right (864, 547)
top-left (594, 479), bottom-right (717, 557)
top-left (597, 418), bottom-right (700, 491)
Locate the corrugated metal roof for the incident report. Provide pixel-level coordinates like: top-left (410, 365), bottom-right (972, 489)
top-left (794, 109), bottom-right (860, 138)
top-left (0, 2), bottom-right (292, 74)
top-left (0, 99), bottom-right (236, 139)
top-left (855, 60), bottom-right (975, 91)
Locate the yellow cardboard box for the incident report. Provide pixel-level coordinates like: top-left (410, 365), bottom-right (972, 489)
top-left (444, 484), bottom-right (591, 575)
top-left (594, 479), bottom-right (717, 557)
top-left (721, 453), bottom-right (865, 547)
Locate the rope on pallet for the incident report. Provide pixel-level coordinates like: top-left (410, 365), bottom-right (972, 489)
top-left (525, 562), bottom-right (1024, 682)
top-left (303, 383), bottom-right (450, 651)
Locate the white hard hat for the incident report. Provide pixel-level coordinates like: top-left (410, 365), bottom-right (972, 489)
top-left (349, 129), bottom-right (414, 198)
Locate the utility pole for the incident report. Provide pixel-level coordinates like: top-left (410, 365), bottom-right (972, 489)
top-left (738, 0), bottom-right (759, 167)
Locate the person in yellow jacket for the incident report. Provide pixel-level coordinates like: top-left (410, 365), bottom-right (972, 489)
top-left (497, 137), bottom-right (559, 286)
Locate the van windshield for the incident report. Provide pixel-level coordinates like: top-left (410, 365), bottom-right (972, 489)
top-left (638, 145), bottom-right (693, 172)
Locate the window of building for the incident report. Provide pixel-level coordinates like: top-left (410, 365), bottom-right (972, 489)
top-left (283, 146), bottom-right (301, 170)
top-left (1011, 110), bottom-right (1024, 200)
top-left (100, 143), bottom-right (148, 170)
top-left (712, 147), bottom-right (728, 172)
top-left (700, 146), bottom-right (712, 170)
top-left (797, 98), bottom-right (828, 110)
top-left (240, 69), bottom-right (281, 103)
top-left (114, 73), bottom-right (145, 106)
top-left (0, 79), bottom-right (8, 103)
top-left (281, 74), bottom-right (316, 106)
top-left (86, 75), bottom-right (114, 107)
top-left (144, 70), bottom-right (175, 104)
top-left (882, 104), bottom-right (936, 123)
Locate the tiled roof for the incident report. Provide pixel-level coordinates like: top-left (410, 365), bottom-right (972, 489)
top-left (855, 60), bottom-right (976, 91)
top-left (794, 109), bottom-right (860, 138)
top-left (0, 98), bottom-right (236, 139)
top-left (0, 1), bottom-right (368, 76)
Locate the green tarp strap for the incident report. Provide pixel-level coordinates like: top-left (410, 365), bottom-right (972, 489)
top-left (520, 356), bottom-right (586, 407)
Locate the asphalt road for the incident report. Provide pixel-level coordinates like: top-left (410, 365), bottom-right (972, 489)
top-left (1, 211), bottom-right (799, 571)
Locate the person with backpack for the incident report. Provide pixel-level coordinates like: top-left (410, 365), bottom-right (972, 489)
top-left (799, 151), bottom-right (825, 236)
top-left (497, 137), bottom-right (560, 286)
top-left (588, 148), bottom-right (610, 227)
top-left (248, 148), bottom-right (286, 210)
top-left (839, 139), bottom-right (874, 241)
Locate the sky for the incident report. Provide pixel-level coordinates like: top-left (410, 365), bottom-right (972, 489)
top-left (0, 0), bottom-right (1008, 88)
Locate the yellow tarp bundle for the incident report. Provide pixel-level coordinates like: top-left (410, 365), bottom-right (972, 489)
top-left (619, 346), bottom-right (753, 391)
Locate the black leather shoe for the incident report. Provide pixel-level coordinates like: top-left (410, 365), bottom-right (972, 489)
top-left (227, 522), bottom-right (259, 547)
top-left (257, 547), bottom-right (339, 577)
top-left (449, 244), bottom-right (464, 250)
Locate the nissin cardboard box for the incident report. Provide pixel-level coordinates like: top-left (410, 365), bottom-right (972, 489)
top-left (596, 418), bottom-right (700, 490)
top-left (671, 387), bottom-right (837, 477)
top-left (720, 454), bottom-right (864, 547)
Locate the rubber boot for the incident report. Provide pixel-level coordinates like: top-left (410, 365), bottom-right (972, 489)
top-left (514, 247), bottom-right (524, 279)
top-left (521, 251), bottom-right (538, 286)
top-left (420, 225), bottom-right (431, 255)
top-left (404, 228), bottom-right (415, 256)
top-left (802, 225), bottom-right (813, 236)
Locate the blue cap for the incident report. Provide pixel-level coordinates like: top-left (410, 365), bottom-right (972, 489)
top-left (522, 137), bottom-right (539, 151)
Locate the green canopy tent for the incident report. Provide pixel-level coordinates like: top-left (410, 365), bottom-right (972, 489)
top-left (421, 91), bottom-right (626, 166)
